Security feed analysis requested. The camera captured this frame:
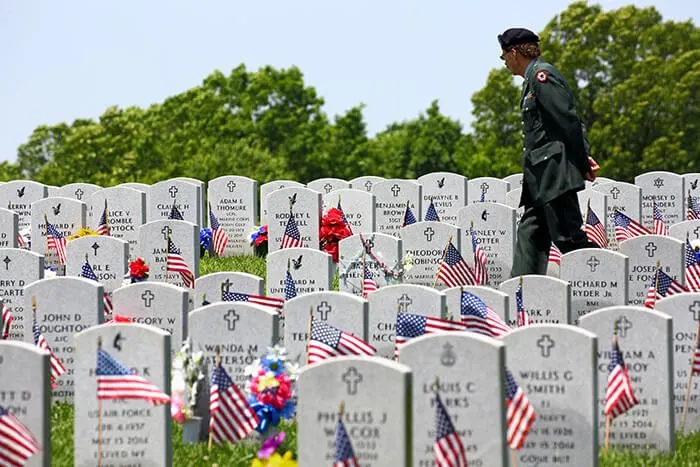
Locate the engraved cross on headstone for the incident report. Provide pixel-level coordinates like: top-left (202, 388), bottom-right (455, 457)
top-left (390, 184), bottom-right (401, 197)
top-left (689, 301), bottom-right (700, 321)
top-left (618, 316), bottom-right (632, 338)
top-left (92, 242), bottom-right (100, 256)
top-left (316, 301), bottom-right (332, 320)
top-left (537, 335), bottom-right (555, 358)
top-left (141, 290), bottom-right (155, 308)
top-left (169, 186), bottom-right (179, 198)
top-left (224, 309), bottom-right (240, 331)
top-left (397, 294), bottom-right (413, 312)
top-left (221, 279), bottom-right (233, 294)
top-left (610, 187), bottom-right (620, 200)
top-left (161, 226), bottom-right (172, 241)
top-left (74, 188), bottom-right (84, 200)
top-left (424, 227), bottom-right (435, 242)
top-left (480, 182), bottom-right (490, 194)
top-left (3, 256), bottom-right (10, 271)
top-left (342, 367), bottom-right (363, 395)
top-left (323, 183), bottom-right (333, 194)
top-left (364, 181), bottom-right (373, 192)
top-left (587, 256), bottom-right (600, 272)
top-left (227, 181), bottom-right (236, 192)
top-left (645, 242), bottom-right (658, 258)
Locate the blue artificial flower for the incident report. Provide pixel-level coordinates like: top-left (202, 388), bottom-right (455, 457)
top-left (261, 355), bottom-right (285, 376)
top-left (200, 228), bottom-right (212, 250)
top-left (249, 402), bottom-right (282, 433)
top-left (280, 400), bottom-right (296, 419)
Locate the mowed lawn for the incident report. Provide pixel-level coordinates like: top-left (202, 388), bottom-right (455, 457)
top-left (47, 255), bottom-right (700, 466)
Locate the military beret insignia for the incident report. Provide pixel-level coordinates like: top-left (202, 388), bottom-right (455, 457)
top-left (535, 70), bottom-right (548, 82)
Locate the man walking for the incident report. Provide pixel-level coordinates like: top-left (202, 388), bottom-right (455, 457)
top-left (498, 27), bottom-right (599, 276)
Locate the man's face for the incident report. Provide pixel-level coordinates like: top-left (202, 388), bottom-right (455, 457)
top-left (500, 47), bottom-right (517, 74)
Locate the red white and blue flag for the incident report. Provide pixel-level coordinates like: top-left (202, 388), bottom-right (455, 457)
top-left (613, 210), bottom-right (650, 243)
top-left (281, 211), bottom-right (304, 249)
top-left (209, 203), bottom-right (229, 257)
top-left (79, 258), bottom-right (114, 315)
top-left (394, 312), bottom-right (467, 359)
top-left (515, 282), bottom-right (529, 327)
top-left (433, 392), bottom-right (468, 466)
top-left (1, 302), bottom-right (12, 340)
top-left (653, 201), bottom-right (668, 236)
top-left (684, 237), bottom-right (700, 292)
top-left (209, 364), bottom-right (259, 444)
top-left (0, 406), bottom-right (41, 467)
top-left (32, 313), bottom-right (66, 384)
top-left (96, 201), bottom-right (110, 236)
top-left (362, 262), bottom-right (378, 297)
top-left (334, 415), bottom-right (360, 466)
top-left (605, 338), bottom-right (639, 419)
top-left (437, 242), bottom-right (476, 288)
top-left (644, 267), bottom-right (687, 309)
top-left (425, 199), bottom-right (440, 222)
top-left (460, 290), bottom-right (511, 338)
top-left (505, 368), bottom-right (536, 450)
top-left (96, 348), bottom-right (170, 405)
top-left (46, 221), bottom-right (67, 265)
top-left (307, 318), bottom-right (376, 364)
top-left (585, 204), bottom-right (608, 247)
top-left (166, 237), bottom-right (195, 288)
top-left (222, 290), bottom-right (284, 314)
top-left (402, 202), bottom-right (417, 227)
top-left (470, 227), bottom-right (488, 285)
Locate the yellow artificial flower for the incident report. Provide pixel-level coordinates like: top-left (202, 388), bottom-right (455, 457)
top-left (250, 452), bottom-right (297, 467)
top-left (257, 373), bottom-right (280, 392)
top-left (67, 227), bottom-right (99, 242)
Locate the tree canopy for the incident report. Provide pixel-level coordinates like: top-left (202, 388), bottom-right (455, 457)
top-left (4, 1), bottom-right (698, 186)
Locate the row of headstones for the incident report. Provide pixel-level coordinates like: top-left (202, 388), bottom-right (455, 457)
top-left (0, 303), bottom-right (692, 466)
top-left (1, 170), bottom-right (698, 258)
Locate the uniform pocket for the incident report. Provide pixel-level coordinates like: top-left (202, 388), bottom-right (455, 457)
top-left (528, 141), bottom-right (564, 166)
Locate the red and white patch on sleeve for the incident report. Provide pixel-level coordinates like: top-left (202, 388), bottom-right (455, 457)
top-left (535, 70), bottom-right (548, 82)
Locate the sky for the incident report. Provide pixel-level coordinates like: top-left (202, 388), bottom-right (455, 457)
top-left (0, 0), bottom-right (696, 163)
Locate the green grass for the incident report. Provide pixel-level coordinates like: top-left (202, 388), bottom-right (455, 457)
top-left (47, 255), bottom-right (700, 465)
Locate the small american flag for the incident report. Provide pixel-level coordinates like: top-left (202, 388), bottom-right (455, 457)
top-left (505, 368), bottom-right (536, 450)
top-left (96, 348), bottom-right (170, 405)
top-left (433, 392), bottom-right (468, 467)
top-left (362, 262), bottom-right (378, 297)
top-left (644, 268), bottom-right (687, 309)
top-left (209, 364), bottom-right (259, 444)
top-left (470, 227), bottom-right (488, 285)
top-left (208, 204), bottom-right (229, 257)
top-left (585, 204), bottom-right (608, 247)
top-left (1, 302), bottom-right (12, 339)
top-left (281, 212), bottom-right (304, 249)
top-left (692, 336), bottom-right (700, 376)
top-left (653, 201), bottom-right (668, 236)
top-left (337, 200), bottom-right (353, 235)
top-left (547, 244), bottom-right (561, 266)
top-left (460, 290), bottom-right (511, 338)
top-left (307, 318), bottom-right (376, 364)
top-left (403, 203), bottom-right (417, 226)
top-left (425, 200), bottom-right (440, 222)
top-left (688, 193), bottom-right (700, 220)
top-left (17, 233), bottom-right (26, 249)
top-left (96, 201), bottom-right (110, 236)
top-left (613, 210), bottom-right (650, 243)
top-left (394, 312), bottom-right (467, 359)
top-left (79, 258), bottom-right (114, 315)
top-left (605, 338), bottom-right (639, 419)
top-left (46, 221), bottom-right (67, 265)
top-left (284, 270), bottom-right (297, 301)
top-left (168, 203), bottom-right (184, 221)
top-left (166, 237), bottom-right (195, 288)
top-left (0, 406), bottom-right (41, 467)
top-left (685, 238), bottom-right (700, 292)
top-left (32, 314), bottom-right (66, 384)
top-left (334, 415), bottom-right (360, 467)
top-left (437, 242), bottom-right (477, 288)
top-left (515, 282), bottom-right (529, 327)
top-left (222, 290), bottom-right (284, 314)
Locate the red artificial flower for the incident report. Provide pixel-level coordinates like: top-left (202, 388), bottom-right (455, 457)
top-left (319, 208), bottom-right (352, 263)
top-left (129, 258), bottom-right (149, 279)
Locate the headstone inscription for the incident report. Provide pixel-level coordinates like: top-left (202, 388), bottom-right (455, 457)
top-left (0, 340), bottom-right (51, 467)
top-left (297, 356), bottom-right (412, 466)
top-left (74, 323), bottom-right (172, 466)
top-left (89, 186), bottom-right (147, 257)
top-left (172, 177), bottom-right (207, 227)
top-left (338, 232), bottom-right (402, 296)
top-left (194, 271), bottom-right (264, 306)
top-left (307, 177), bottom-right (350, 195)
top-left (259, 180), bottom-right (305, 224)
top-left (579, 306), bottom-right (674, 453)
top-left (399, 333), bottom-right (508, 466)
top-left (65, 236), bottom-right (129, 299)
top-left (560, 248), bottom-right (629, 323)
top-left (349, 175), bottom-right (386, 193)
top-left (0, 208), bottom-right (18, 248)
top-left (619, 235), bottom-right (684, 306)
top-left (373, 179), bottom-right (422, 237)
top-left (207, 175), bottom-right (259, 256)
top-left (468, 177), bottom-right (509, 204)
top-left (367, 284), bottom-right (446, 358)
top-left (399, 221), bottom-right (461, 289)
top-left (0, 180), bottom-right (48, 231)
top-left (0, 249), bottom-right (44, 341)
top-left (266, 187), bottom-right (322, 252)
top-left (31, 197), bottom-right (86, 271)
top-left (112, 282), bottom-right (189, 358)
top-left (147, 179), bottom-right (202, 226)
top-left (56, 183), bottom-right (102, 203)
top-left (592, 181), bottom-right (642, 250)
top-left (138, 220), bottom-right (199, 288)
top-left (25, 277), bottom-right (104, 401)
top-left (635, 171), bottom-right (685, 231)
top-left (499, 275), bottom-right (571, 326)
top-left (416, 172), bottom-right (468, 225)
top-left (265, 247), bottom-right (334, 298)
top-left (322, 189), bottom-right (376, 234)
top-left (503, 324), bottom-right (599, 466)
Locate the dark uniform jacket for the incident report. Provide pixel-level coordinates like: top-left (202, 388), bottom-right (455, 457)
top-left (519, 57), bottom-right (591, 208)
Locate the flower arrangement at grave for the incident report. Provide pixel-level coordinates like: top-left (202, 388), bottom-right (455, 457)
top-left (337, 239), bottom-right (415, 289)
top-left (319, 207), bottom-right (352, 263)
top-left (250, 431), bottom-right (297, 467)
top-left (171, 338), bottom-right (206, 424)
top-left (244, 346), bottom-right (299, 435)
top-left (126, 257), bottom-right (149, 284)
top-left (248, 225), bottom-right (269, 258)
top-left (66, 227), bottom-right (99, 241)
top-left (43, 266), bottom-right (57, 279)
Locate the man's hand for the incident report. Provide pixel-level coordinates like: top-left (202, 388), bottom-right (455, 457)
top-left (585, 156), bottom-right (600, 181)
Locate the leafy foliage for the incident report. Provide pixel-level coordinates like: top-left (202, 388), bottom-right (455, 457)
top-left (3, 2), bottom-right (697, 186)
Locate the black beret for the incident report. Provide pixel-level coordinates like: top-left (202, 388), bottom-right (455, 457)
top-left (498, 28), bottom-right (539, 49)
